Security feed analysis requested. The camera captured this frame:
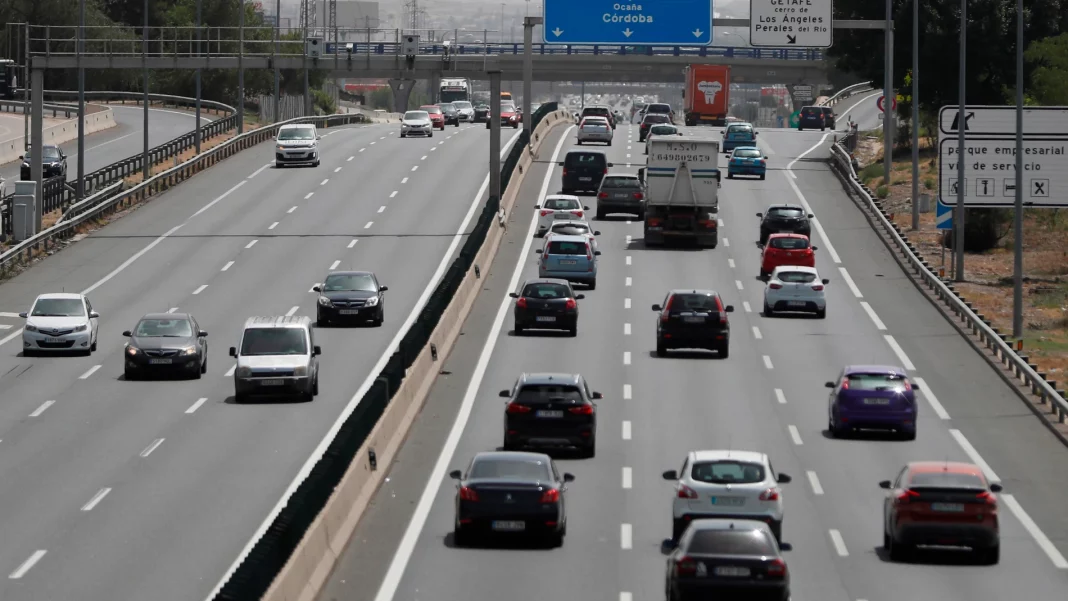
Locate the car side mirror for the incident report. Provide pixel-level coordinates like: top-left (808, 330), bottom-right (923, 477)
top-left (779, 542), bottom-right (793, 552)
top-left (449, 469), bottom-right (462, 480)
top-left (122, 330), bottom-right (132, 337)
top-left (557, 161), bottom-right (564, 166)
top-left (18, 312), bottom-right (27, 318)
top-left (18, 155), bottom-right (23, 160)
top-left (662, 470), bottom-right (678, 480)
top-left (583, 206), bottom-right (590, 211)
top-left (313, 345), bottom-right (322, 356)
top-left (229, 346), bottom-right (237, 357)
top-left (878, 480), bottom-right (892, 489)
top-left (990, 483), bottom-right (1003, 493)
top-left (911, 381), bottom-right (921, 390)
top-left (594, 230), bottom-right (601, 235)
top-left (822, 279), bottom-right (830, 285)
top-left (651, 304), bottom-right (662, 311)
top-left (535, 204), bottom-right (541, 209)
top-left (379, 286), bottom-right (388, 292)
top-left (777, 473), bottom-right (792, 484)
top-left (592, 391), bottom-right (603, 399)
top-left (725, 305), bottom-right (735, 313)
top-left (754, 132), bottom-right (759, 135)
top-left (825, 381), bottom-right (835, 388)
top-left (535, 249), bottom-right (543, 254)
top-left (808, 213), bottom-right (814, 218)
top-left (499, 389), bottom-right (511, 398)
top-left (594, 250), bottom-right (602, 256)
top-left (89, 311), bottom-right (100, 319)
top-left (508, 292), bottom-right (519, 298)
top-left (756, 212), bottom-right (763, 218)
top-left (563, 472), bottom-right (576, 482)
top-left (575, 294), bottom-right (585, 299)
top-left (312, 285), bottom-right (321, 292)
top-left (607, 162), bottom-right (614, 167)
top-left (317, 135), bottom-right (323, 139)
top-left (812, 246), bottom-right (819, 251)
top-left (764, 156), bottom-right (769, 159)
top-left (198, 330), bottom-right (208, 337)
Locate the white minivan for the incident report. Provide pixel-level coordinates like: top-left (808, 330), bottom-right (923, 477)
top-left (275, 123), bottom-right (321, 168)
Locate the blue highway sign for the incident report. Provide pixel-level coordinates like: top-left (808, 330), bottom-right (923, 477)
top-left (936, 200), bottom-right (954, 230)
top-left (543, 0), bottom-right (713, 46)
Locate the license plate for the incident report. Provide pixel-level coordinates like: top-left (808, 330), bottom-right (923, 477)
top-left (260, 379), bottom-right (284, 386)
top-left (579, 177), bottom-right (592, 181)
top-left (536, 316), bottom-right (556, 322)
top-left (536, 410), bottom-right (564, 418)
top-left (931, 503), bottom-right (965, 512)
top-left (683, 316), bottom-right (706, 323)
top-left (492, 520), bottom-right (525, 531)
top-left (553, 213), bottom-right (569, 219)
top-left (714, 566), bottom-right (751, 577)
top-left (339, 309), bottom-right (361, 315)
top-left (709, 496), bottom-right (745, 506)
top-left (786, 300), bottom-right (806, 307)
top-left (559, 260), bottom-right (577, 265)
top-left (44, 337), bottom-right (64, 343)
top-left (149, 358), bottom-right (173, 365)
top-left (863, 397), bottom-right (891, 405)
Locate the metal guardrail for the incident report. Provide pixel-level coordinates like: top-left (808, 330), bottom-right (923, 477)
top-left (828, 142), bottom-right (1068, 425)
top-left (820, 81), bottom-right (874, 107)
top-left (0, 98), bottom-right (79, 118)
top-left (0, 112), bottom-right (367, 278)
top-left (25, 89), bottom-right (235, 115)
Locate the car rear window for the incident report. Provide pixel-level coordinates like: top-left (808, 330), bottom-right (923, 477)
top-left (565, 153), bottom-right (607, 167)
top-left (551, 223), bottom-right (591, 236)
top-left (516, 384), bottom-right (583, 403)
top-left (521, 282), bottom-right (572, 298)
top-left (544, 197), bottom-right (580, 210)
top-left (687, 530), bottom-right (777, 555)
top-left (801, 107), bottom-right (820, 116)
top-left (768, 237), bottom-right (809, 250)
top-left (777, 271), bottom-right (817, 284)
top-left (647, 104), bottom-right (671, 113)
top-left (602, 176), bottom-right (640, 188)
top-left (584, 108), bottom-right (610, 115)
top-left (669, 293), bottom-right (720, 312)
top-left (691, 461), bottom-right (766, 484)
top-left (908, 471), bottom-right (986, 489)
top-left (768, 208), bottom-right (805, 219)
top-left (469, 456), bottom-right (552, 480)
top-left (650, 125), bottom-right (677, 135)
top-left (727, 125), bottom-right (754, 134)
top-left (644, 114), bottom-right (670, 124)
top-left (845, 373), bottom-right (909, 391)
top-left (547, 241), bottom-right (588, 255)
top-left (423, 107), bottom-right (442, 114)
top-left (733, 149), bottom-right (761, 158)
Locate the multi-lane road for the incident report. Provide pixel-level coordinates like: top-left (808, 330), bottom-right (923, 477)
top-left (319, 105), bottom-right (1068, 601)
top-left (0, 120), bottom-right (519, 601)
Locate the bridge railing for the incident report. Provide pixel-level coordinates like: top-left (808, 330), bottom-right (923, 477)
top-left (820, 81), bottom-right (874, 107)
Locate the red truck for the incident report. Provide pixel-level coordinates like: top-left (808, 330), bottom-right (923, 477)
top-left (683, 64), bottom-right (730, 126)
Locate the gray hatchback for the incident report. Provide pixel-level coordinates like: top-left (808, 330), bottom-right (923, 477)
top-left (595, 173), bottom-right (646, 219)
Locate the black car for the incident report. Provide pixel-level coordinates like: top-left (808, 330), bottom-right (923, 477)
top-left (639, 113), bottom-right (672, 142)
top-left (665, 519), bottom-right (791, 601)
top-left (20, 145), bottom-right (67, 180)
top-left (510, 278), bottom-right (584, 336)
top-left (757, 205), bottom-right (813, 245)
top-left (473, 104), bottom-right (490, 123)
top-left (438, 102), bottom-right (461, 126)
top-left (450, 451), bottom-right (574, 547)
top-left (313, 271), bottom-right (387, 326)
top-left (797, 105), bottom-right (826, 131)
top-left (653, 289), bottom-right (734, 358)
top-left (559, 150), bottom-right (613, 194)
top-left (820, 106), bottom-right (836, 128)
top-left (501, 372), bottom-right (600, 457)
top-left (122, 313), bottom-right (208, 380)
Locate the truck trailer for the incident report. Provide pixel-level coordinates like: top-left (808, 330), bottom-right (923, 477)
top-left (640, 137), bottom-right (721, 248)
top-left (683, 64), bottom-right (730, 127)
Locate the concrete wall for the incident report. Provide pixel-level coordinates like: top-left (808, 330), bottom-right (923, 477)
top-left (0, 103), bottom-right (116, 167)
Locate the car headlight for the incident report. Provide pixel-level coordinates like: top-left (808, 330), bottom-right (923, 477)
top-left (126, 345), bottom-right (140, 356)
top-left (318, 296), bottom-right (333, 307)
top-left (293, 365), bottom-right (307, 377)
top-left (236, 366), bottom-right (252, 378)
top-left (181, 346), bottom-right (197, 356)
top-left (73, 324), bottom-right (87, 332)
top-left (365, 295), bottom-right (379, 307)
top-left (25, 324), bottom-right (38, 333)
top-left (277, 145), bottom-right (285, 150)
top-left (402, 124), bottom-right (411, 129)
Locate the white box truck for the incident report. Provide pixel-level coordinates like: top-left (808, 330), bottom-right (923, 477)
top-left (640, 137), bottom-right (721, 248)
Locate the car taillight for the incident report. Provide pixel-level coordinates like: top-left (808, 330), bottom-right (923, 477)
top-left (759, 487), bottom-right (781, 501)
top-left (903, 380), bottom-right (912, 391)
top-left (677, 484), bottom-right (698, 499)
top-left (568, 404), bottom-right (594, 415)
top-left (633, 192), bottom-right (643, 200)
top-left (895, 489), bottom-right (921, 504)
top-left (459, 486), bottom-right (479, 501)
top-left (586, 243), bottom-right (593, 260)
top-left (540, 488), bottom-right (560, 503)
top-left (714, 296), bottom-right (727, 325)
top-left (769, 282), bottom-right (783, 289)
top-left (598, 192), bottom-right (608, 199)
top-left (976, 491), bottom-right (998, 506)
top-left (674, 556), bottom-right (697, 576)
top-left (507, 403), bottom-right (532, 414)
top-left (571, 209), bottom-right (584, 217)
top-left (767, 558), bottom-right (787, 577)
top-left (540, 209), bottom-right (552, 216)
top-left (562, 167), bottom-right (568, 177)
top-left (811, 284), bottom-right (824, 291)
top-left (661, 295), bottom-right (674, 323)
top-left (647, 217), bottom-right (663, 227)
top-left (565, 298), bottom-right (577, 310)
top-left (840, 379), bottom-right (849, 390)
top-left (697, 219), bottom-right (716, 229)
top-left (603, 168), bottom-right (609, 175)
top-left (516, 297), bottom-right (528, 309)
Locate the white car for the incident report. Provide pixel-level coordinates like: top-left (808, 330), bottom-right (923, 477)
top-left (547, 219), bottom-right (600, 253)
top-left (763, 266), bottom-right (829, 318)
top-left (577, 117), bottom-right (613, 146)
top-left (274, 123), bottom-right (320, 168)
top-left (400, 110), bottom-right (433, 138)
top-left (536, 195), bottom-right (588, 237)
top-left (20, 292), bottom-right (100, 356)
top-left (663, 449), bottom-right (792, 543)
top-left (452, 101), bottom-right (475, 122)
top-left (644, 124), bottom-right (683, 153)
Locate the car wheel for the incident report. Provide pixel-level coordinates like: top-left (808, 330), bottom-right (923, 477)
top-left (90, 339), bottom-right (97, 352)
top-left (656, 340), bottom-right (667, 357)
top-left (313, 376), bottom-right (319, 396)
top-left (192, 364), bottom-right (202, 380)
top-left (201, 355), bottom-right (208, 374)
top-left (568, 323), bottom-right (577, 337)
top-left (769, 520), bottom-right (783, 543)
top-left (373, 308), bottom-right (384, 327)
top-left (317, 315), bottom-right (329, 327)
top-left (234, 393), bottom-right (247, 404)
top-left (547, 530), bottom-right (564, 548)
top-left (977, 543), bottom-right (1000, 565)
top-left (513, 124), bottom-right (519, 129)
top-left (400, 133), bottom-right (406, 138)
top-left (587, 279), bottom-right (596, 290)
top-left (820, 126), bottom-right (826, 131)
top-left (902, 427), bottom-right (917, 441)
top-left (816, 308), bottom-right (827, 319)
top-left (300, 391), bottom-right (314, 403)
top-left (671, 518), bottom-right (687, 543)
top-left (584, 436), bottom-right (596, 458)
top-left (760, 269), bottom-right (769, 280)
top-left (759, 174), bottom-right (765, 180)
top-left (888, 534), bottom-right (912, 562)
top-left (607, 140), bottom-right (612, 146)
top-left (726, 172), bottom-right (734, 179)
top-left (275, 161), bottom-right (283, 168)
top-left (125, 368), bottom-right (137, 381)
top-left (453, 524), bottom-right (471, 547)
top-left (717, 343), bottom-right (730, 359)
top-left (798, 126), bottom-right (804, 131)
top-left (514, 322), bottom-right (524, 335)
top-left (764, 302), bottom-right (774, 317)
top-left (576, 140), bottom-right (583, 145)
top-left (596, 207), bottom-right (605, 220)
top-left (430, 132), bottom-right (434, 137)
top-left (23, 349), bottom-right (35, 358)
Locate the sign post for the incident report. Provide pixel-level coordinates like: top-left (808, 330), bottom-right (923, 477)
top-left (543, 0), bottom-right (712, 45)
top-left (749, 0), bottom-right (833, 48)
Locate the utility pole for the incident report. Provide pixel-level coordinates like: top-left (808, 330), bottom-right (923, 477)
top-left (1012, 0), bottom-right (1024, 338)
top-left (954, 0), bottom-right (967, 281)
top-left (238, 0), bottom-right (245, 134)
top-left (303, 0), bottom-right (311, 115)
top-left (882, 0), bottom-right (894, 190)
top-left (523, 15), bottom-right (543, 138)
top-left (195, 0), bottom-right (202, 151)
top-left (273, 0), bottom-right (280, 123)
top-left (910, 0), bottom-right (919, 231)
top-left (142, 0), bottom-right (150, 182)
top-left (77, 0), bottom-right (85, 202)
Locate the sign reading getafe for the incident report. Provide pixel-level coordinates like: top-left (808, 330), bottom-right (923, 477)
top-left (750, 0), bottom-right (833, 48)
top-left (543, 0), bottom-right (713, 45)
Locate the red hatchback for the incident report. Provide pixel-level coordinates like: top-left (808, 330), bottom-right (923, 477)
top-left (421, 105), bottom-right (445, 130)
top-left (760, 233), bottom-right (816, 280)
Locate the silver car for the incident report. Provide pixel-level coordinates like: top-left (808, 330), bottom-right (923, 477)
top-left (20, 292), bottom-right (100, 356)
top-left (400, 110), bottom-right (433, 138)
top-left (577, 117), bottom-right (613, 146)
top-left (452, 101), bottom-right (475, 122)
top-left (275, 123), bottom-right (321, 168)
top-left (230, 316), bottom-right (321, 403)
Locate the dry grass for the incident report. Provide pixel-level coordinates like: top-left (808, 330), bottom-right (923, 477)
top-left (857, 139), bottom-right (1068, 384)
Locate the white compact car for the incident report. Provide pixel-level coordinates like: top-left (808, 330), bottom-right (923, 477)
top-left (577, 117), bottom-right (613, 146)
top-left (275, 123), bottom-right (320, 168)
top-left (764, 266), bottom-right (829, 318)
top-left (663, 449), bottom-right (792, 543)
top-left (548, 219), bottom-right (600, 253)
top-left (536, 195), bottom-right (588, 237)
top-left (452, 101), bottom-right (475, 122)
top-left (400, 110), bottom-right (433, 138)
top-left (20, 292), bottom-right (100, 356)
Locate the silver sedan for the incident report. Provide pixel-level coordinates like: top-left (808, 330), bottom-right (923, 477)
top-left (577, 118), bottom-right (613, 146)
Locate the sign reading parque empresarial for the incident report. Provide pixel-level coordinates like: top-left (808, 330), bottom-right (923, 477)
top-left (749, 0), bottom-right (833, 48)
top-left (543, 0), bottom-right (713, 46)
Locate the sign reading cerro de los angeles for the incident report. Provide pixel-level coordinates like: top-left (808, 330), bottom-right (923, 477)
top-left (543, 0), bottom-right (713, 46)
top-left (750, 0), bottom-right (834, 48)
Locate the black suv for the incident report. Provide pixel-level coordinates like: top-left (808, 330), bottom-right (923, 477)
top-left (20, 144), bottom-right (67, 181)
top-left (500, 372), bottom-right (601, 457)
top-left (757, 204), bottom-right (814, 245)
top-left (653, 289), bottom-right (734, 358)
top-left (559, 150), bottom-right (613, 194)
top-left (797, 106), bottom-right (826, 131)
top-left (473, 104), bottom-right (490, 123)
top-left (438, 103), bottom-right (461, 126)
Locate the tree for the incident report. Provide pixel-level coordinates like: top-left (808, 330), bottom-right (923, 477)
top-left (1026, 32), bottom-right (1068, 104)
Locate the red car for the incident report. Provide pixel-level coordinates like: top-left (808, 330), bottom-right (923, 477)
top-left (487, 103), bottom-right (520, 129)
top-left (760, 233), bottom-right (816, 280)
top-left (880, 461), bottom-right (1002, 564)
top-left (421, 105), bottom-right (445, 130)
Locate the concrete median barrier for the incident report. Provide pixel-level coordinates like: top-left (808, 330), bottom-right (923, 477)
top-left (0, 103), bottom-right (115, 166)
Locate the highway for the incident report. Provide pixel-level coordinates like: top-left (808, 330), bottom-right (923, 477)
top-left (0, 120), bottom-right (519, 601)
top-left (319, 119), bottom-right (1068, 601)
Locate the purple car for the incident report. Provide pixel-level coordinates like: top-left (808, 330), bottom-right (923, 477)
top-left (826, 365), bottom-right (918, 440)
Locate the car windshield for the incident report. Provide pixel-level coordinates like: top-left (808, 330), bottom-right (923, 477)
top-left (240, 328), bottom-right (308, 356)
top-left (404, 111), bottom-right (429, 120)
top-left (551, 223), bottom-right (591, 236)
top-left (691, 460), bottom-right (766, 484)
top-left (547, 240), bottom-right (587, 255)
top-left (453, 101), bottom-right (472, 109)
top-left (687, 530), bottom-right (777, 555)
top-left (728, 125), bottom-right (754, 134)
top-left (135, 318), bottom-right (193, 337)
top-left (423, 107), bottom-right (442, 114)
top-left (768, 237), bottom-right (809, 250)
top-left (468, 457), bottom-right (552, 480)
top-left (502, 103), bottom-right (516, 111)
top-left (768, 208), bottom-right (804, 219)
top-left (516, 384), bottom-right (583, 403)
top-left (544, 197), bottom-right (580, 210)
top-left (733, 149), bottom-right (762, 158)
top-left (669, 293), bottom-right (720, 312)
top-left (25, 147), bottom-right (62, 161)
top-left (521, 282), bottom-right (573, 299)
top-left (650, 125), bottom-right (677, 135)
top-left (909, 471), bottom-right (987, 489)
top-left (438, 104), bottom-right (455, 112)
top-left (31, 298), bottom-right (84, 317)
top-left (277, 128), bottom-right (315, 140)
top-left (602, 176), bottom-right (640, 188)
top-left (323, 274), bottom-right (377, 292)
top-left (845, 373), bottom-right (909, 391)
top-left (777, 271), bottom-right (818, 284)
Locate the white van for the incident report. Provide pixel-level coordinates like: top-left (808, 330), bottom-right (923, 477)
top-left (275, 123), bottom-right (321, 168)
top-left (229, 316), bottom-right (321, 403)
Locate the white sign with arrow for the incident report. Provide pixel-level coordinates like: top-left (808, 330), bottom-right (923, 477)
top-left (749, 0), bottom-right (834, 49)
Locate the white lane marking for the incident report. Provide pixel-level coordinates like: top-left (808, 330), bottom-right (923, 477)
top-left (763, 355), bottom-right (774, 369)
top-left (723, 237), bottom-right (730, 247)
top-left (420, 155), bottom-right (428, 160)
top-left (948, 429), bottom-right (1000, 482)
top-left (359, 149), bottom-right (366, 154)
top-left (401, 177), bottom-right (409, 184)
top-left (329, 260), bottom-right (341, 270)
top-left (140, 438), bottom-right (165, 458)
top-left (627, 145), bottom-right (632, 150)
top-left (0, 325), bottom-right (10, 330)
top-left (221, 261), bottom-right (235, 272)
top-left (623, 384), bottom-right (632, 400)
top-left (29, 400), bottom-right (55, 417)
top-left (224, 365), bottom-right (236, 377)
top-left (9, 550), bottom-right (46, 579)
top-left (625, 234), bottom-right (632, 244)
top-left (287, 206), bottom-right (298, 213)
top-left (622, 420), bottom-right (632, 440)
top-left (268, 222), bottom-right (279, 230)
top-left (624, 298), bottom-right (631, 309)
top-left (370, 141), bottom-right (376, 145)
top-left (860, 302), bottom-right (887, 331)
top-left (911, 377), bottom-right (950, 420)
top-left (348, 155), bottom-right (355, 161)
top-left (883, 335), bottom-right (916, 370)
top-left (245, 239), bottom-right (258, 248)
top-left (621, 593), bottom-right (632, 601)
top-left (247, 163), bottom-right (271, 179)
top-left (775, 389), bottom-right (787, 404)
top-left (735, 280), bottom-right (744, 291)
top-left (718, 218), bottom-right (725, 227)
top-left (0, 312), bottom-right (20, 317)
top-left (839, 267), bottom-right (863, 298)
top-left (1001, 494), bottom-right (1068, 569)
top-left (625, 276), bottom-right (632, 287)
top-left (304, 192), bottom-right (314, 200)
top-left (625, 255), bottom-right (632, 266)
top-left (192, 285), bottom-right (208, 295)
top-left (378, 206), bottom-right (386, 214)
top-left (390, 191), bottom-right (398, 198)
top-left (623, 323), bottom-right (631, 336)
top-left (186, 397), bottom-right (209, 414)
top-left (333, 167), bottom-right (342, 173)
top-left (79, 365), bottom-right (102, 380)
top-left (411, 165), bottom-right (418, 172)
top-left (191, 180), bottom-right (246, 219)
top-left (364, 221), bottom-right (374, 229)
top-left (380, 136), bottom-right (386, 140)
top-left (626, 153), bottom-right (631, 158)
top-left (788, 425), bottom-right (803, 445)
top-left (212, 127), bottom-right (529, 601)
top-left (347, 239), bottom-right (358, 248)
top-left (728, 258), bottom-right (735, 269)
top-left (623, 351), bottom-right (631, 365)
top-left (743, 301), bottom-right (752, 313)
top-left (621, 524), bottom-right (633, 549)
top-left (807, 471), bottom-right (824, 495)
top-left (622, 467), bottom-right (633, 489)
top-left (167, 307), bottom-right (178, 314)
top-left (752, 326), bottom-right (762, 340)
top-left (430, 146), bottom-right (437, 152)
top-left (81, 487), bottom-right (112, 511)
top-left (829, 529), bottom-right (849, 556)
top-left (285, 306), bottom-right (299, 317)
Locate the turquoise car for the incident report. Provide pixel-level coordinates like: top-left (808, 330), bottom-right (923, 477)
top-left (721, 122), bottom-right (758, 152)
top-left (726, 147), bottom-right (768, 180)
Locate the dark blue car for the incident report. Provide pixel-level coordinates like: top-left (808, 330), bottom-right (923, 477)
top-left (797, 106), bottom-right (826, 131)
top-left (826, 365), bottom-right (919, 440)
